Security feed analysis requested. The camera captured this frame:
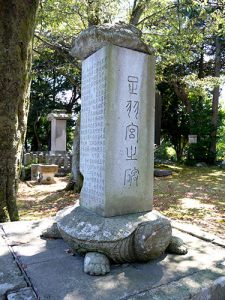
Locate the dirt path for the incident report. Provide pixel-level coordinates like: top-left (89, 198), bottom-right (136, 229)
top-left (18, 166), bottom-right (225, 240)
top-left (18, 178), bottom-right (79, 220)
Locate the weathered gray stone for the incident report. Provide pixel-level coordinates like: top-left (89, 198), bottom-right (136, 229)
top-left (70, 23), bottom-right (154, 60)
top-left (196, 162), bottom-right (208, 167)
top-left (127, 269), bottom-right (225, 300)
top-left (38, 164), bottom-right (58, 184)
top-left (47, 109), bottom-right (70, 154)
top-left (7, 287), bottom-right (37, 300)
top-left (154, 169), bottom-right (172, 177)
top-left (0, 235), bottom-right (26, 299)
top-left (79, 44), bottom-right (155, 217)
top-left (84, 252), bottom-right (110, 276)
top-left (57, 204), bottom-right (172, 264)
top-left (2, 220), bottom-right (225, 300)
top-left (192, 276), bottom-right (225, 300)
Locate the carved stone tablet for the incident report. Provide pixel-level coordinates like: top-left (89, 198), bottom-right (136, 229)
top-left (80, 44), bottom-right (155, 217)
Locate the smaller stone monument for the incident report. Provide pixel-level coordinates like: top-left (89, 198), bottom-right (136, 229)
top-left (188, 135), bottom-right (197, 144)
top-left (38, 164), bottom-right (58, 184)
top-left (47, 110), bottom-right (70, 154)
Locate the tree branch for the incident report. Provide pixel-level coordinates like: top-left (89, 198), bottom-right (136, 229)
top-left (136, 4), bottom-right (177, 26)
top-left (34, 34), bottom-right (72, 59)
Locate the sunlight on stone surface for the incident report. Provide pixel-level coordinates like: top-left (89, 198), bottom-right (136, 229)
top-left (95, 273), bottom-right (129, 290)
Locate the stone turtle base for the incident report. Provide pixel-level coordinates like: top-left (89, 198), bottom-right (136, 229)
top-left (57, 204), bottom-right (172, 265)
top-left (3, 219), bottom-right (224, 299)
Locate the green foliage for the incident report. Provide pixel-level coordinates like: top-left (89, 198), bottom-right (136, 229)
top-left (185, 94), bottom-right (212, 164)
top-left (26, 0), bottom-right (225, 160)
top-left (22, 166), bottom-right (31, 181)
top-left (158, 82), bottom-right (189, 161)
top-left (154, 141), bottom-right (177, 162)
top-left (216, 110), bottom-right (225, 160)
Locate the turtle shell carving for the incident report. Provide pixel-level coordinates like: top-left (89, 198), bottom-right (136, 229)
top-left (56, 204), bottom-right (172, 263)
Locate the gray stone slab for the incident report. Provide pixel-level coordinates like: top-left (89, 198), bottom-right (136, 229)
top-left (2, 221), bottom-right (225, 300)
top-left (154, 169), bottom-right (172, 177)
top-left (12, 239), bottom-right (68, 266)
top-left (7, 287), bottom-right (37, 300)
top-left (172, 221), bottom-right (218, 242)
top-left (125, 269), bottom-right (225, 300)
top-left (2, 219), bottom-right (56, 245)
top-left (0, 236), bottom-right (26, 299)
top-left (172, 221), bottom-right (225, 249)
top-left (192, 276), bottom-right (225, 300)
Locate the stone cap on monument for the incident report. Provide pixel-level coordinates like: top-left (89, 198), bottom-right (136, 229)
top-left (47, 109), bottom-right (70, 121)
top-left (70, 22), bottom-right (154, 60)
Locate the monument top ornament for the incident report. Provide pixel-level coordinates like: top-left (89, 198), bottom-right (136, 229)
top-left (70, 22), bottom-right (154, 60)
top-left (47, 109), bottom-right (70, 121)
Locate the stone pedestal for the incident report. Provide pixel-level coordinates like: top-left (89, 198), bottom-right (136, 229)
top-left (38, 164), bottom-right (58, 184)
top-left (47, 110), bottom-right (70, 154)
top-left (80, 44), bottom-right (155, 217)
top-left (57, 204), bottom-right (172, 263)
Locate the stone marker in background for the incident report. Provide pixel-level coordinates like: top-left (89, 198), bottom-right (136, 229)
top-left (31, 164), bottom-right (39, 181)
top-left (50, 24), bottom-right (186, 276)
top-left (188, 134), bottom-right (197, 144)
top-left (38, 164), bottom-right (58, 184)
top-left (23, 153), bottom-right (31, 166)
top-left (47, 110), bottom-right (70, 154)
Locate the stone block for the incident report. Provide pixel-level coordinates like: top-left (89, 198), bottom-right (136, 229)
top-left (79, 44), bottom-right (155, 217)
top-left (31, 164), bottom-right (39, 181)
top-left (38, 164), bottom-right (58, 184)
top-left (154, 169), bottom-right (172, 177)
top-left (47, 110), bottom-right (70, 154)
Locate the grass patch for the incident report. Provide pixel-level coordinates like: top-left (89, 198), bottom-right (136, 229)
top-left (17, 166), bottom-right (225, 239)
top-left (154, 164), bottom-right (225, 238)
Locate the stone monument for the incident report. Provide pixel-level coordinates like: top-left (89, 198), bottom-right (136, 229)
top-left (47, 109), bottom-right (70, 154)
top-left (43, 24), bottom-right (187, 276)
top-left (79, 44), bottom-right (154, 217)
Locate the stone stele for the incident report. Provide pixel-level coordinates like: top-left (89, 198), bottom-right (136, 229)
top-left (79, 43), bottom-right (155, 217)
top-left (49, 24), bottom-right (185, 276)
top-left (47, 109), bottom-right (70, 154)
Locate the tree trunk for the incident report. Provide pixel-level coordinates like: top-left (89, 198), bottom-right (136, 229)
top-left (0, 0), bottom-right (39, 221)
top-left (129, 0), bottom-right (145, 26)
top-left (210, 34), bottom-right (221, 164)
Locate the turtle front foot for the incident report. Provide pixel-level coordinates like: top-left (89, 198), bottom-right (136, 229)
top-left (84, 252), bottom-right (110, 276)
top-left (166, 236), bottom-right (188, 255)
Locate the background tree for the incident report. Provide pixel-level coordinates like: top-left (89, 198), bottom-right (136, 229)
top-left (0, 0), bottom-right (39, 221)
top-left (31, 0), bottom-right (225, 164)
